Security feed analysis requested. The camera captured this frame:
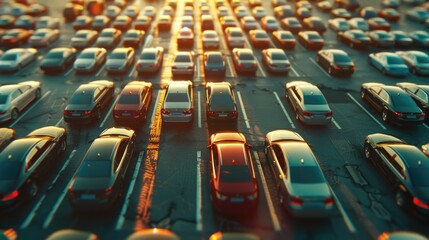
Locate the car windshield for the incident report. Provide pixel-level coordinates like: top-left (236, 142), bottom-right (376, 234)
top-left (416, 56), bottom-right (429, 64)
top-left (0, 161), bottom-right (21, 180)
top-left (46, 52), bottom-right (64, 59)
top-left (100, 32), bottom-right (113, 37)
top-left (290, 166), bottom-right (325, 183)
top-left (387, 56), bottom-right (403, 64)
top-left (166, 92), bottom-right (188, 102)
top-left (205, 33), bottom-right (217, 38)
top-left (409, 168), bottom-right (429, 187)
top-left (118, 94), bottom-right (139, 104)
top-left (334, 54), bottom-right (351, 63)
top-left (303, 94), bottom-right (327, 105)
top-left (110, 52), bottom-right (126, 59)
top-left (75, 33), bottom-right (88, 38)
top-left (280, 33), bottom-right (293, 39)
top-left (219, 165), bottom-right (252, 182)
top-left (140, 52), bottom-right (156, 60)
top-left (391, 94), bottom-right (417, 107)
top-left (239, 53), bottom-right (254, 60)
top-left (0, 94), bottom-right (8, 104)
top-left (354, 32), bottom-right (366, 38)
top-left (34, 32), bottom-right (46, 37)
top-left (6, 32), bottom-right (19, 38)
top-left (69, 93), bottom-right (92, 105)
top-left (79, 52), bottom-right (95, 59)
top-left (175, 55), bottom-right (191, 62)
top-left (126, 32), bottom-right (138, 38)
top-left (230, 31), bottom-right (243, 37)
top-left (271, 53), bottom-right (287, 60)
top-left (378, 33), bottom-right (391, 39)
top-left (1, 54), bottom-right (17, 61)
top-left (308, 34), bottom-right (321, 40)
top-left (77, 161), bottom-right (111, 177)
top-left (207, 55), bottom-right (223, 63)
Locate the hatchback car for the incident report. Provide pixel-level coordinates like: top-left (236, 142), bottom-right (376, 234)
top-left (113, 81), bottom-right (152, 123)
top-left (122, 29), bottom-right (145, 48)
top-left (28, 28), bottom-right (60, 48)
top-left (232, 48), bottom-right (258, 75)
top-left (206, 82), bottom-right (238, 124)
top-left (265, 130), bottom-right (335, 217)
top-left (396, 82), bottom-right (429, 120)
top-left (95, 28), bottom-right (121, 49)
top-left (0, 48), bottom-right (37, 73)
top-left (171, 51), bottom-right (194, 76)
top-left (202, 30), bottom-right (220, 49)
top-left (204, 51), bottom-right (226, 76)
top-left (364, 133), bottom-right (429, 214)
top-left (225, 27), bottom-right (245, 48)
top-left (368, 30), bottom-right (394, 48)
top-left (396, 51), bottom-right (429, 75)
top-left (361, 83), bottom-right (425, 125)
top-left (208, 132), bottom-right (258, 216)
top-left (1, 28), bottom-right (33, 48)
top-left (136, 47), bottom-right (164, 73)
top-left (63, 80), bottom-right (114, 124)
top-left (298, 31), bottom-right (324, 50)
top-left (40, 47), bottom-right (77, 74)
top-left (71, 29), bottom-right (98, 49)
top-left (177, 27), bottom-right (194, 47)
top-left (272, 30), bottom-right (296, 50)
top-left (261, 48), bottom-right (290, 74)
top-left (337, 29), bottom-right (372, 49)
top-left (106, 47), bottom-right (134, 74)
top-left (286, 81), bottom-right (332, 125)
top-left (68, 127), bottom-right (135, 211)
top-left (161, 80), bottom-right (194, 123)
top-left (368, 52), bottom-right (409, 77)
top-left (0, 126), bottom-right (66, 208)
top-left (0, 81), bottom-right (41, 123)
top-left (73, 47), bottom-right (107, 74)
top-left (316, 49), bottom-right (355, 76)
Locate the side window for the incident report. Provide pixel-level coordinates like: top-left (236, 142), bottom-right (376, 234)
top-left (19, 85), bottom-right (30, 93)
top-left (212, 147), bottom-right (219, 176)
top-left (273, 144), bottom-right (286, 174)
top-left (114, 140), bottom-right (127, 172)
top-left (415, 89), bottom-right (428, 103)
top-left (93, 87), bottom-right (102, 101)
top-left (378, 90), bottom-right (389, 102)
top-left (384, 147), bottom-right (405, 178)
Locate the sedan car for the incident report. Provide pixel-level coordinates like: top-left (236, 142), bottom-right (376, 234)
top-left (367, 17), bottom-right (391, 31)
top-left (389, 31), bottom-right (413, 48)
top-left (73, 15), bottom-right (93, 31)
top-left (14, 15), bottom-right (36, 30)
top-left (113, 81), bottom-right (152, 123)
top-left (409, 31), bottom-right (429, 48)
top-left (261, 16), bottom-right (279, 32)
top-left (206, 82), bottom-right (238, 124)
top-left (240, 16), bottom-right (258, 31)
top-left (295, 7), bottom-right (312, 20)
top-left (368, 30), bottom-right (394, 48)
top-left (225, 27), bottom-right (245, 48)
top-left (171, 51), bottom-right (194, 76)
top-left (136, 47), bottom-right (164, 74)
top-left (73, 47), bottom-right (106, 74)
top-left (317, 1), bottom-right (333, 12)
top-left (0, 126), bottom-right (66, 208)
top-left (368, 52), bottom-right (409, 77)
top-left (396, 82), bottom-right (429, 120)
top-left (122, 29), bottom-right (145, 48)
top-left (0, 15), bottom-right (16, 29)
top-left (364, 133), bottom-right (429, 214)
top-left (208, 132), bottom-right (258, 216)
top-left (0, 81), bottom-right (41, 122)
top-left (71, 29), bottom-right (98, 49)
top-left (286, 81), bottom-right (332, 125)
top-left (265, 130), bottom-right (334, 217)
top-left (338, 29), bottom-right (372, 49)
top-left (0, 48), bottom-right (37, 73)
top-left (331, 8), bottom-right (352, 19)
top-left (0, 128), bottom-right (15, 152)
top-left (328, 18), bottom-right (350, 32)
top-left (302, 16), bottom-right (327, 34)
top-left (274, 5), bottom-right (294, 19)
top-left (28, 28), bottom-right (60, 48)
top-left (134, 15), bottom-right (151, 31)
top-left (1, 28), bottom-right (33, 48)
top-left (316, 49), bottom-right (355, 76)
top-left (298, 31), bottom-right (324, 50)
top-left (220, 16), bottom-right (238, 30)
top-left (378, 8), bottom-right (400, 22)
top-left (232, 48), bottom-right (258, 75)
top-left (95, 28), bottom-right (121, 49)
top-left (406, 7), bottom-right (429, 23)
top-left (157, 15), bottom-right (172, 31)
top-left (272, 30), bottom-right (296, 50)
top-left (249, 29), bottom-right (270, 49)
top-left (40, 47), bottom-right (77, 74)
top-left (396, 51), bottom-right (429, 75)
top-left (91, 15), bottom-right (111, 32)
top-left (202, 30), bottom-right (220, 49)
top-left (203, 51), bottom-right (226, 76)
top-left (348, 17), bottom-right (369, 31)
top-left (361, 83), bottom-right (424, 125)
top-left (63, 80), bottom-right (114, 124)
top-left (177, 27), bottom-right (194, 47)
top-left (105, 47), bottom-right (134, 74)
top-left (68, 127), bottom-right (135, 211)
top-left (161, 80), bottom-right (194, 123)
top-left (112, 15), bottom-right (132, 32)
top-left (35, 16), bottom-right (60, 29)
top-left (261, 48), bottom-right (290, 74)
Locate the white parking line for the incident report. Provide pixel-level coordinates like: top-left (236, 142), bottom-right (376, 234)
top-left (196, 55), bottom-right (201, 82)
top-left (273, 91), bottom-right (296, 129)
top-left (128, 65), bottom-right (136, 78)
top-left (64, 68), bottom-right (73, 77)
top-left (226, 57), bottom-right (235, 78)
top-left (115, 151), bottom-right (144, 230)
top-left (20, 194), bottom-right (46, 229)
top-left (43, 177), bottom-right (74, 229)
top-left (150, 90), bottom-right (161, 125)
top-left (96, 65), bottom-right (106, 77)
top-left (332, 118), bottom-right (342, 130)
top-left (256, 60), bottom-right (267, 78)
top-left (423, 124), bottom-right (429, 129)
top-left (290, 65), bottom-right (300, 77)
top-left (196, 151), bottom-right (203, 231)
top-left (253, 151), bottom-right (281, 232)
top-left (9, 91), bottom-right (51, 128)
top-left (309, 57), bottom-right (331, 78)
top-left (346, 93), bottom-right (387, 130)
top-left (55, 117), bottom-right (63, 127)
top-left (99, 94), bottom-right (121, 128)
top-left (48, 149), bottom-right (76, 190)
top-left (198, 91), bottom-right (201, 128)
top-left (329, 185), bottom-right (357, 234)
top-left (237, 91), bottom-right (251, 129)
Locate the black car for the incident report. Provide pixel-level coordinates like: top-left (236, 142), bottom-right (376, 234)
top-left (40, 47), bottom-right (77, 74)
top-left (274, 5), bottom-right (294, 19)
top-left (63, 80), bottom-right (114, 124)
top-left (0, 126), bottom-right (66, 208)
top-left (337, 29), bottom-right (372, 49)
top-left (272, 30), bottom-right (296, 50)
top-left (396, 83), bottom-right (429, 120)
top-left (204, 51), bottom-right (226, 76)
top-left (364, 133), bottom-right (429, 215)
top-left (316, 49), bottom-right (355, 76)
top-left (206, 82), bottom-right (238, 125)
top-left (63, 3), bottom-right (83, 22)
top-left (335, 0), bottom-right (360, 11)
top-left (360, 83), bottom-right (425, 125)
top-left (68, 127), bottom-right (135, 211)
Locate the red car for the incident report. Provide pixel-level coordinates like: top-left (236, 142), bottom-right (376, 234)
top-left (113, 81), bottom-right (153, 123)
top-left (1, 28), bottom-right (33, 47)
top-left (249, 29), bottom-right (270, 49)
top-left (298, 31), bottom-right (324, 50)
top-left (367, 17), bottom-right (391, 31)
top-left (378, 8), bottom-right (400, 22)
top-left (208, 132), bottom-right (259, 217)
top-left (272, 30), bottom-right (296, 50)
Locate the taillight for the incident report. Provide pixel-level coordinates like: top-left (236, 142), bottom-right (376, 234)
top-left (303, 111), bottom-right (312, 116)
top-left (151, 63), bottom-right (157, 67)
top-left (290, 196), bottom-right (303, 206)
top-left (325, 197), bottom-right (334, 206)
top-left (413, 197), bottom-right (429, 210)
top-left (68, 186), bottom-right (77, 199)
top-left (355, 40), bottom-right (361, 43)
top-left (208, 111), bottom-right (218, 117)
top-left (350, 65), bottom-right (355, 70)
top-left (63, 110), bottom-right (70, 116)
top-left (418, 113), bottom-right (425, 119)
top-left (136, 63), bottom-right (141, 68)
top-left (229, 111), bottom-right (238, 116)
top-left (252, 63), bottom-right (257, 67)
top-left (393, 111), bottom-right (404, 118)
top-left (172, 66), bottom-right (177, 69)
top-left (187, 66), bottom-right (193, 69)
top-left (84, 110), bottom-right (92, 115)
top-left (101, 187), bottom-right (112, 199)
top-left (333, 65), bottom-right (341, 70)
top-left (161, 108), bottom-right (169, 114)
top-left (183, 108), bottom-right (193, 114)
top-left (325, 111), bottom-right (333, 117)
top-left (1, 190), bottom-right (18, 202)
top-left (237, 63), bottom-right (242, 68)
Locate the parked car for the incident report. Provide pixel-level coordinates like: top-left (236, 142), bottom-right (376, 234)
top-left (202, 30), bottom-right (220, 49)
top-left (396, 51), bottom-right (429, 75)
top-left (0, 48), bottom-right (37, 73)
top-left (122, 29), bottom-right (145, 48)
top-left (249, 29), bottom-right (270, 49)
top-left (171, 51), bottom-right (194, 76)
top-left (113, 81), bottom-right (152, 123)
top-left (274, 5), bottom-right (294, 19)
top-left (232, 48), bottom-right (258, 75)
top-left (220, 16), bottom-right (238, 30)
top-left (0, 81), bottom-right (41, 122)
top-left (73, 47), bottom-right (107, 74)
top-left (181, 16), bottom-right (194, 29)
top-left (261, 16), bottom-right (279, 32)
top-left (46, 229), bottom-right (99, 240)
top-left (40, 47), bottom-right (77, 74)
top-left (272, 30), bottom-right (296, 50)
top-left (302, 16), bottom-right (327, 34)
top-left (396, 82), bottom-right (429, 120)
top-left (364, 133), bottom-right (429, 214)
top-left (157, 15), bottom-right (172, 31)
top-left (112, 15), bottom-right (132, 31)
top-left (106, 5), bottom-right (121, 20)
top-left (206, 82), bottom-right (238, 124)
top-left (161, 80), bottom-right (194, 123)
top-left (28, 28), bottom-right (60, 48)
top-left (14, 15), bottom-right (36, 30)
top-left (368, 30), bottom-right (394, 48)
top-left (201, 15), bottom-right (215, 31)
top-left (1, 28), bottom-right (33, 48)
top-left (261, 48), bottom-right (291, 74)
top-left (177, 27), bottom-right (194, 47)
top-left (360, 82), bottom-right (424, 125)
top-left (317, 1), bottom-right (333, 12)
top-left (252, 6), bottom-right (266, 19)
top-left (106, 47), bottom-right (135, 74)
top-left (264, 130), bottom-right (334, 217)
top-left (406, 7), bottom-right (429, 23)
top-left (225, 27), bottom-right (245, 48)
top-left (337, 29), bottom-right (371, 49)
top-left (368, 52), bottom-right (409, 77)
top-left (134, 15), bottom-right (151, 31)
top-left (298, 31), bottom-right (324, 50)
top-left (68, 127), bottom-right (135, 211)
top-left (367, 17), bottom-right (391, 31)
top-left (63, 3), bottom-right (83, 22)
top-left (204, 51), bottom-right (226, 76)
top-left (0, 15), bottom-right (16, 29)
top-left (208, 132), bottom-right (258, 216)
top-left (348, 17), bottom-right (369, 31)
top-left (331, 8), bottom-right (352, 19)
top-left (389, 31), bottom-right (413, 48)
top-left (328, 18), bottom-right (350, 32)
top-left (73, 15), bottom-right (93, 31)
top-left (378, 8), bottom-right (400, 22)
top-left (295, 7), bottom-right (312, 20)
top-left (136, 47), bottom-right (164, 74)
top-left (285, 81), bottom-right (332, 125)
top-left (359, 6), bottom-right (377, 20)
top-left (91, 15), bottom-right (111, 32)
top-left (240, 16), bottom-right (258, 31)
top-left (63, 80), bottom-right (114, 123)
top-left (95, 28), bottom-right (121, 49)
top-left (409, 31), bottom-right (429, 48)
top-left (0, 126), bottom-right (66, 208)
top-left (36, 16), bottom-right (60, 29)
top-left (316, 49), bottom-right (355, 76)
top-left (71, 29), bottom-right (98, 49)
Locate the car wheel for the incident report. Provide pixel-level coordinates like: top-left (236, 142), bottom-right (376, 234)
top-left (382, 68), bottom-right (387, 75)
top-left (35, 88), bottom-right (41, 99)
top-left (411, 67), bottom-right (416, 74)
top-left (96, 108), bottom-right (102, 121)
top-left (328, 66), bottom-right (333, 75)
top-left (364, 143), bottom-right (371, 160)
top-left (60, 138), bottom-right (67, 153)
top-left (11, 108), bottom-right (19, 121)
top-left (382, 110), bottom-right (388, 122)
top-left (395, 188), bottom-right (406, 208)
top-left (360, 90), bottom-right (366, 99)
top-left (28, 181), bottom-right (38, 198)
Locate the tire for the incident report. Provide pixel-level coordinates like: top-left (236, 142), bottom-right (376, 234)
top-left (364, 143), bottom-right (371, 160)
top-left (328, 66), bottom-right (333, 75)
top-left (382, 110), bottom-right (388, 122)
top-left (361, 90), bottom-right (366, 99)
top-left (60, 138), bottom-right (67, 153)
top-left (35, 88), bottom-right (41, 99)
top-left (395, 188), bottom-right (406, 208)
top-left (27, 181), bottom-right (38, 198)
top-left (11, 108), bottom-right (19, 121)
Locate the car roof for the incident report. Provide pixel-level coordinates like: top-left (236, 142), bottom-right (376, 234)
top-left (167, 81), bottom-right (192, 92)
top-left (0, 137), bottom-right (49, 163)
top-left (218, 143), bottom-right (248, 166)
top-left (299, 85), bottom-right (323, 96)
top-left (211, 132), bottom-right (246, 144)
top-left (280, 142), bottom-right (318, 167)
top-left (381, 86), bottom-right (405, 95)
top-left (0, 84), bottom-right (20, 94)
top-left (74, 84), bottom-right (99, 94)
top-left (388, 144), bottom-right (429, 169)
top-left (84, 137), bottom-right (122, 162)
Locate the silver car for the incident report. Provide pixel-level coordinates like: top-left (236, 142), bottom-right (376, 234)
top-left (396, 51), bottom-right (429, 76)
top-left (285, 81), bottom-right (332, 125)
top-left (171, 51), bottom-right (194, 76)
top-left (29, 28), bottom-right (60, 48)
top-left (73, 47), bottom-right (107, 74)
top-left (202, 30), bottom-right (220, 49)
top-left (348, 17), bottom-right (369, 31)
top-left (71, 30), bottom-right (98, 49)
top-left (225, 27), bottom-right (245, 48)
top-left (0, 81), bottom-right (42, 122)
top-left (0, 48), bottom-right (37, 72)
top-left (161, 80), bottom-right (194, 123)
top-left (232, 48), bottom-right (258, 75)
top-left (261, 48), bottom-right (290, 73)
top-left (136, 47), bottom-right (164, 73)
top-left (95, 28), bottom-right (121, 49)
top-left (106, 47), bottom-right (134, 74)
top-left (265, 129), bottom-right (335, 217)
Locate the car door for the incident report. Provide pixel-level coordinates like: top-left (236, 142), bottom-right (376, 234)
top-left (289, 86), bottom-right (303, 113)
top-left (374, 89), bottom-right (390, 112)
top-left (365, 86), bottom-right (381, 108)
top-left (19, 85), bottom-right (34, 108)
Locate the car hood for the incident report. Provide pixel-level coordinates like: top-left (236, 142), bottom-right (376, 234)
top-left (0, 180), bottom-right (19, 195)
top-left (217, 181), bottom-right (256, 195)
top-left (72, 177), bottom-right (112, 191)
top-left (65, 104), bottom-right (93, 111)
top-left (289, 182), bottom-right (331, 198)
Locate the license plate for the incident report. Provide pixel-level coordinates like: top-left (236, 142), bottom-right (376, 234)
top-left (407, 115), bottom-right (416, 119)
top-left (219, 114), bottom-right (227, 117)
top-left (122, 113), bottom-right (131, 116)
top-left (81, 194), bottom-right (95, 200)
top-left (231, 197), bottom-right (244, 203)
top-left (72, 113), bottom-right (81, 117)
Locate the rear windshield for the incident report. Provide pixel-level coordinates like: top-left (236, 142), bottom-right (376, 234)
top-left (118, 94), bottom-right (139, 104)
top-left (239, 53), bottom-right (254, 60)
top-left (175, 55), bottom-right (191, 62)
top-left (271, 53), bottom-right (287, 60)
top-left (79, 52), bottom-right (95, 59)
top-left (207, 54), bottom-right (223, 63)
top-left (1, 54), bottom-right (17, 61)
top-left (303, 95), bottom-right (327, 105)
top-left (290, 166), bottom-right (325, 183)
top-left (77, 161), bottom-right (111, 177)
top-left (166, 92), bottom-right (188, 102)
top-left (210, 93), bottom-right (235, 111)
top-left (69, 93), bottom-right (92, 105)
top-left (140, 52), bottom-right (156, 59)
top-left (333, 54), bottom-right (351, 63)
top-left (387, 56), bottom-right (403, 64)
top-left (46, 52), bottom-right (64, 59)
top-left (391, 94), bottom-right (417, 107)
top-left (0, 161), bottom-right (20, 180)
top-left (219, 165), bottom-right (252, 182)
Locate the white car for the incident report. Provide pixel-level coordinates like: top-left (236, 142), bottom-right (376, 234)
top-left (161, 80), bottom-right (194, 123)
top-left (0, 48), bottom-right (37, 72)
top-left (225, 27), bottom-right (245, 48)
top-left (348, 18), bottom-right (369, 31)
top-left (171, 51), bottom-right (194, 76)
top-left (73, 47), bottom-right (107, 74)
top-left (252, 6), bottom-right (266, 19)
top-left (35, 16), bottom-right (60, 29)
top-left (202, 30), bottom-right (220, 49)
top-left (29, 28), bottom-right (60, 47)
top-left (261, 16), bottom-right (279, 31)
